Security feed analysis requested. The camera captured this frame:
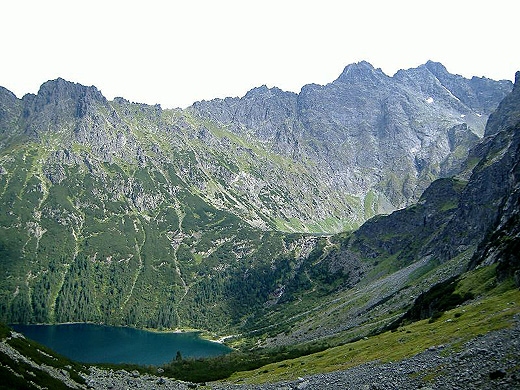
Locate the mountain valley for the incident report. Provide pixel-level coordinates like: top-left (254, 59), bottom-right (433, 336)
top-left (0, 62), bottom-right (519, 388)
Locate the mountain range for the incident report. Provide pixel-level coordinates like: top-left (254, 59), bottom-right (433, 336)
top-left (0, 61), bottom-right (519, 387)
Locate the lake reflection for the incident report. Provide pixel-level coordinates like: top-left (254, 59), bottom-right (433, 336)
top-left (11, 323), bottom-right (231, 365)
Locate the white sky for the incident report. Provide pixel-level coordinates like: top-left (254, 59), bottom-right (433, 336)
top-left (1, 0), bottom-right (518, 109)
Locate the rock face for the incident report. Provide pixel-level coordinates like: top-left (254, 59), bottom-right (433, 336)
top-left (0, 86), bottom-right (23, 142)
top-left (342, 74), bottom-right (520, 277)
top-left (485, 71), bottom-right (520, 136)
top-left (363, 68), bottom-right (519, 265)
top-left (468, 72), bottom-right (520, 284)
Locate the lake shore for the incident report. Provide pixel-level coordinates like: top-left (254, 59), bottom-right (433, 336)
top-left (11, 321), bottom-right (236, 346)
top-left (11, 323), bottom-right (233, 365)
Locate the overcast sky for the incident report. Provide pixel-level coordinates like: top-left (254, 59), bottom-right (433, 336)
top-left (1, 0), bottom-right (518, 108)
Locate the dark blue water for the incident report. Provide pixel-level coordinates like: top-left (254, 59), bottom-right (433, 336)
top-left (11, 323), bottom-right (232, 365)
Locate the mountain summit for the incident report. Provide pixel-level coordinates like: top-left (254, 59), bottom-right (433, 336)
top-left (335, 60), bottom-right (389, 83)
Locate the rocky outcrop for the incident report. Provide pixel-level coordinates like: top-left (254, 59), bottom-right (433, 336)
top-left (485, 71), bottom-right (520, 136)
top-left (466, 72), bottom-right (520, 283)
top-left (21, 78), bottom-right (108, 137)
top-left (0, 86), bottom-right (23, 142)
top-left (331, 75), bottom-right (519, 279)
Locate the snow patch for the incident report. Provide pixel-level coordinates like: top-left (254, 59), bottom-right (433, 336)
top-left (460, 114), bottom-right (466, 118)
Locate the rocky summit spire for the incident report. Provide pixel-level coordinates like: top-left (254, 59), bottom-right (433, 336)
top-left (424, 60), bottom-right (449, 77)
top-left (335, 61), bottom-right (388, 84)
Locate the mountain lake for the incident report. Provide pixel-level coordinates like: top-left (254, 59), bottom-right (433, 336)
top-left (11, 323), bottom-right (232, 365)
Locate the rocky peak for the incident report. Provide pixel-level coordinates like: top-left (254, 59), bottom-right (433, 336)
top-left (33, 78), bottom-right (105, 108)
top-left (423, 61), bottom-right (513, 115)
top-left (186, 62), bottom-right (512, 228)
top-left (244, 85), bottom-right (291, 99)
top-left (335, 61), bottom-right (389, 85)
top-left (393, 62), bottom-right (513, 137)
top-left (485, 71), bottom-right (520, 136)
top-left (423, 60), bottom-right (450, 78)
top-left (22, 78), bottom-right (107, 120)
top-left (0, 63), bottom-right (513, 234)
top-left (0, 86), bottom-right (22, 137)
top-left (394, 61), bottom-right (455, 97)
top-left (19, 78), bottom-right (109, 137)
top-left (193, 84), bottom-right (299, 150)
top-left (244, 84), bottom-right (270, 98)
top-left (0, 86), bottom-right (19, 103)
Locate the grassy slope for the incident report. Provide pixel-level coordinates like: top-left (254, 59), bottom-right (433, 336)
top-left (223, 268), bottom-right (519, 384)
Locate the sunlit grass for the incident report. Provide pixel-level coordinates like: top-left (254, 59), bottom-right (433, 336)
top-left (225, 287), bottom-right (520, 384)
